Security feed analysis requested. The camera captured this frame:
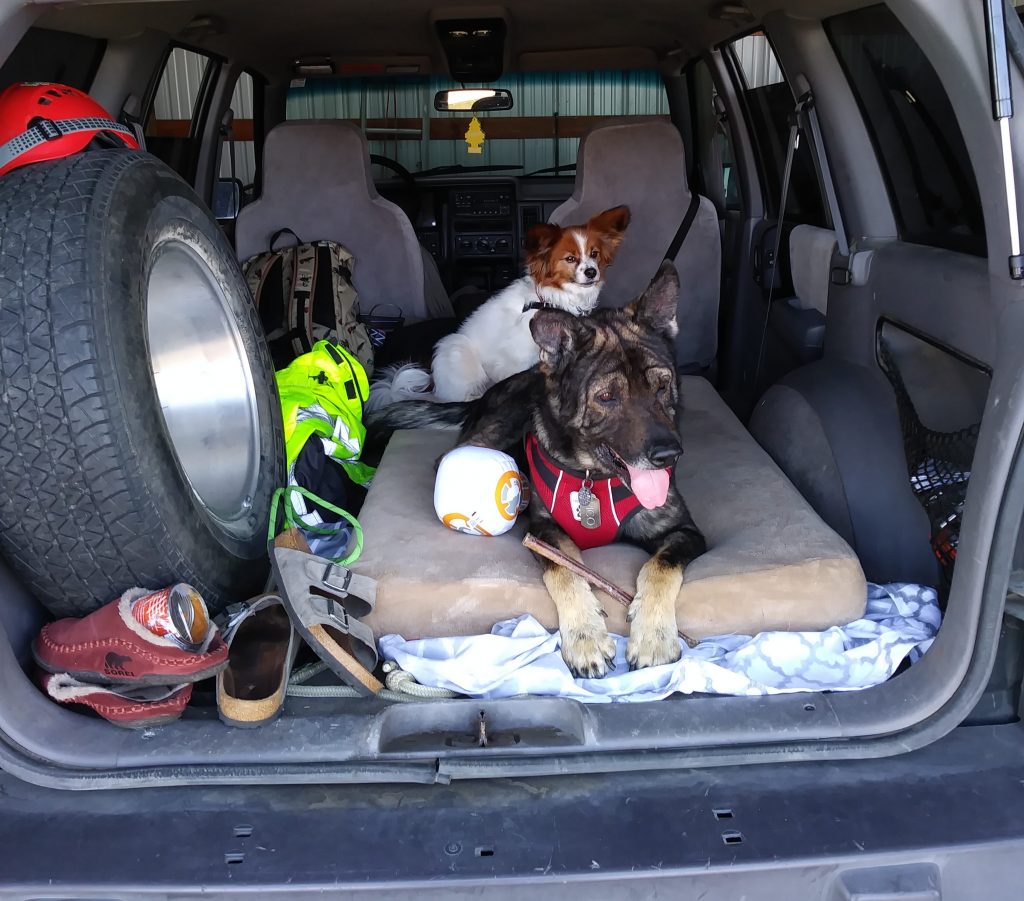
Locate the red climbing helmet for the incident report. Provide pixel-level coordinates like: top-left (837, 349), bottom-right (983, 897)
top-left (0, 82), bottom-right (139, 177)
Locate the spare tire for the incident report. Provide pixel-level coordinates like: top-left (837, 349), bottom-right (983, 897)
top-left (0, 151), bottom-right (284, 618)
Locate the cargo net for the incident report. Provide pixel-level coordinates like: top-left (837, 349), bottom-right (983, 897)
top-left (878, 339), bottom-right (980, 586)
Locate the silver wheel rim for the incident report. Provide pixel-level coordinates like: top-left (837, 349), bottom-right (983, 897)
top-left (146, 237), bottom-right (260, 534)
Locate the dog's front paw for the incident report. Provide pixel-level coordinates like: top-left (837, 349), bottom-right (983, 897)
top-left (561, 623), bottom-right (617, 679)
top-left (626, 598), bottom-right (682, 670)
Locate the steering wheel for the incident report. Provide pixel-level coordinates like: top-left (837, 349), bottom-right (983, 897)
top-left (370, 154), bottom-right (421, 224)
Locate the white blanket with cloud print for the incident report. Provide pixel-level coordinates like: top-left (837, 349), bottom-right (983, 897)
top-left (378, 583), bottom-right (941, 703)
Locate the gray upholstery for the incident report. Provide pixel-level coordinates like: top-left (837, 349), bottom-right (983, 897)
top-left (355, 376), bottom-right (866, 641)
top-left (420, 245), bottom-right (455, 319)
top-left (235, 120), bottom-right (430, 320)
top-left (789, 225), bottom-right (837, 316)
top-left (550, 119), bottom-right (722, 370)
top-left (749, 360), bottom-right (939, 586)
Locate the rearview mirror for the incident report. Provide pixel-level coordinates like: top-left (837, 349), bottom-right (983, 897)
top-left (433, 88), bottom-right (513, 112)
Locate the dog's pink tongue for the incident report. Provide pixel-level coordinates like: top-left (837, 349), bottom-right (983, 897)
top-left (624, 464), bottom-right (671, 509)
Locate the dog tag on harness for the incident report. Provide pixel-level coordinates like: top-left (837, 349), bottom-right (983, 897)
top-left (577, 482), bottom-right (602, 530)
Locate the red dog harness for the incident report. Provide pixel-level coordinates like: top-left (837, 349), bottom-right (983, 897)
top-left (525, 434), bottom-right (669, 550)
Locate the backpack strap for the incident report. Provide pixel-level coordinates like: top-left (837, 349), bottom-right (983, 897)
top-left (270, 227), bottom-right (303, 250)
top-left (244, 249), bottom-right (284, 313)
top-left (327, 242), bottom-right (356, 337)
top-left (287, 243), bottom-right (317, 358)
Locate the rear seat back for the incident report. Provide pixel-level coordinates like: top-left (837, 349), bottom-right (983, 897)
top-left (764, 224), bottom-right (838, 365)
top-left (789, 224), bottom-right (837, 316)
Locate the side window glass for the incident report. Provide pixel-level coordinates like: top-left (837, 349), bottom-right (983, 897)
top-left (146, 47), bottom-right (212, 139)
top-left (726, 32), bottom-right (828, 227)
top-left (825, 5), bottom-right (985, 257)
top-left (144, 47), bottom-right (214, 181)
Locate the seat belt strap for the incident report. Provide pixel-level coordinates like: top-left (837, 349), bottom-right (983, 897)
top-left (663, 190), bottom-right (701, 263)
top-left (797, 92), bottom-right (850, 261)
top-left (753, 96), bottom-right (805, 392)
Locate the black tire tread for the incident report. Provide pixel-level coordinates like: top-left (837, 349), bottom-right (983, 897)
top-left (0, 154), bottom-right (254, 617)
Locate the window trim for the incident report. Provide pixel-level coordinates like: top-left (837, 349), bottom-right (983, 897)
top-left (720, 29), bottom-right (833, 231)
top-left (141, 42), bottom-right (221, 140)
top-left (719, 29), bottom-right (782, 218)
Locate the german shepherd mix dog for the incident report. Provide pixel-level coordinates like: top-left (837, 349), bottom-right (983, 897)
top-left (367, 263), bottom-right (705, 678)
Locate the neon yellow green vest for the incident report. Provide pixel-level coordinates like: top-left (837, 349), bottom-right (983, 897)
top-left (275, 341), bottom-right (375, 486)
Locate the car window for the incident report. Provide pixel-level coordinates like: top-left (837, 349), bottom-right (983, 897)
top-left (285, 70), bottom-right (669, 177)
top-left (144, 46), bottom-right (216, 181)
top-left (145, 47), bottom-right (213, 140)
top-left (825, 4), bottom-right (985, 257)
top-left (726, 32), bottom-right (828, 227)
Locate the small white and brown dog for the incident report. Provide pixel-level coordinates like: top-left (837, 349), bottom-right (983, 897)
top-left (369, 205), bottom-right (630, 407)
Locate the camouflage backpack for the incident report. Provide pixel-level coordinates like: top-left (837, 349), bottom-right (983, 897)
top-left (243, 228), bottom-right (374, 374)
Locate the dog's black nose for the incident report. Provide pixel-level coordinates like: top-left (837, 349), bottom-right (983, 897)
top-left (584, 266), bottom-right (597, 279)
top-left (647, 438), bottom-right (682, 467)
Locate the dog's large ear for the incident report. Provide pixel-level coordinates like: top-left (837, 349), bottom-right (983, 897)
top-left (524, 222), bottom-right (562, 257)
top-left (589, 209), bottom-right (626, 266)
top-left (626, 261), bottom-right (679, 339)
top-left (587, 205), bottom-right (631, 237)
top-left (530, 309), bottom-right (581, 371)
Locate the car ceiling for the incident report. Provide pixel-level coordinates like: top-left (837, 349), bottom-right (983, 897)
top-left (30, 0), bottom-right (735, 80)
top-left (29, 0), bottom-right (871, 81)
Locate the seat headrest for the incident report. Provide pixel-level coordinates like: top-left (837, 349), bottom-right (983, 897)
top-left (549, 118), bottom-right (693, 303)
top-left (263, 120), bottom-right (377, 200)
top-left (569, 118), bottom-right (689, 204)
top-left (548, 118), bottom-right (721, 370)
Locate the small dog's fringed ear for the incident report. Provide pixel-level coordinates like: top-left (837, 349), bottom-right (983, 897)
top-left (530, 309), bottom-right (579, 370)
top-left (524, 222), bottom-right (562, 257)
top-left (587, 205), bottom-right (631, 257)
top-left (587, 205), bottom-right (631, 236)
top-left (628, 260), bottom-right (679, 339)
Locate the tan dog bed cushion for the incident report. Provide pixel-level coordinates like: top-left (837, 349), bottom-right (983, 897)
top-left (356, 376), bottom-right (866, 640)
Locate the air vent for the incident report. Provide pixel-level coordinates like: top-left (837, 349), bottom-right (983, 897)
top-left (520, 204), bottom-right (542, 245)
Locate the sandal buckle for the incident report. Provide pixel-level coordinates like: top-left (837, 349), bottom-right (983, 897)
top-left (320, 561), bottom-right (353, 596)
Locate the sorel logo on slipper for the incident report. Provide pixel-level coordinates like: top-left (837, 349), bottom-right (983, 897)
top-left (104, 652), bottom-right (134, 677)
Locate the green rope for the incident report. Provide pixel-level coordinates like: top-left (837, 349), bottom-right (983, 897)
top-left (268, 485), bottom-right (364, 566)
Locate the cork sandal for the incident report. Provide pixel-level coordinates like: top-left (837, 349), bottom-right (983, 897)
top-left (271, 532), bottom-right (383, 697)
top-left (216, 594), bottom-right (298, 728)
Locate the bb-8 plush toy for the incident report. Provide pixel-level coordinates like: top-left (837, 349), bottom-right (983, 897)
top-left (434, 446), bottom-right (529, 536)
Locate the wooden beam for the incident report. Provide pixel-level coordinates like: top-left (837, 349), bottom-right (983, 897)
top-left (146, 113), bottom-right (668, 143)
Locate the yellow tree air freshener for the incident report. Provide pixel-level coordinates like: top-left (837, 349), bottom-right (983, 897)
top-left (465, 116), bottom-right (485, 154)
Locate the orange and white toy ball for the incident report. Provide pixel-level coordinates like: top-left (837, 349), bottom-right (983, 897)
top-left (434, 446), bottom-right (528, 537)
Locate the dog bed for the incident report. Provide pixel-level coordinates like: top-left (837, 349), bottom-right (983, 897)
top-left (355, 376), bottom-right (867, 640)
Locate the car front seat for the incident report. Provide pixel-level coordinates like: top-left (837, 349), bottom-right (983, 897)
top-left (550, 119), bottom-right (721, 372)
top-left (235, 120), bottom-right (451, 322)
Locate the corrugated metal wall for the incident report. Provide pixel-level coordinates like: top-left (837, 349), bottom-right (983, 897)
top-left (731, 34), bottom-right (784, 88)
top-left (286, 70), bottom-right (669, 176)
top-left (151, 47), bottom-right (208, 119)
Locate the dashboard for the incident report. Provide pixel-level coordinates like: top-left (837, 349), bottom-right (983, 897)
top-left (377, 175), bottom-right (575, 305)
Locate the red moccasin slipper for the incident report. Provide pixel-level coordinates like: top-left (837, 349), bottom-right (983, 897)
top-left (33, 588), bottom-right (229, 687)
top-left (39, 672), bottom-right (192, 729)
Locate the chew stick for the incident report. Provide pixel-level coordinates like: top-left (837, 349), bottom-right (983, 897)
top-left (522, 533), bottom-right (699, 648)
